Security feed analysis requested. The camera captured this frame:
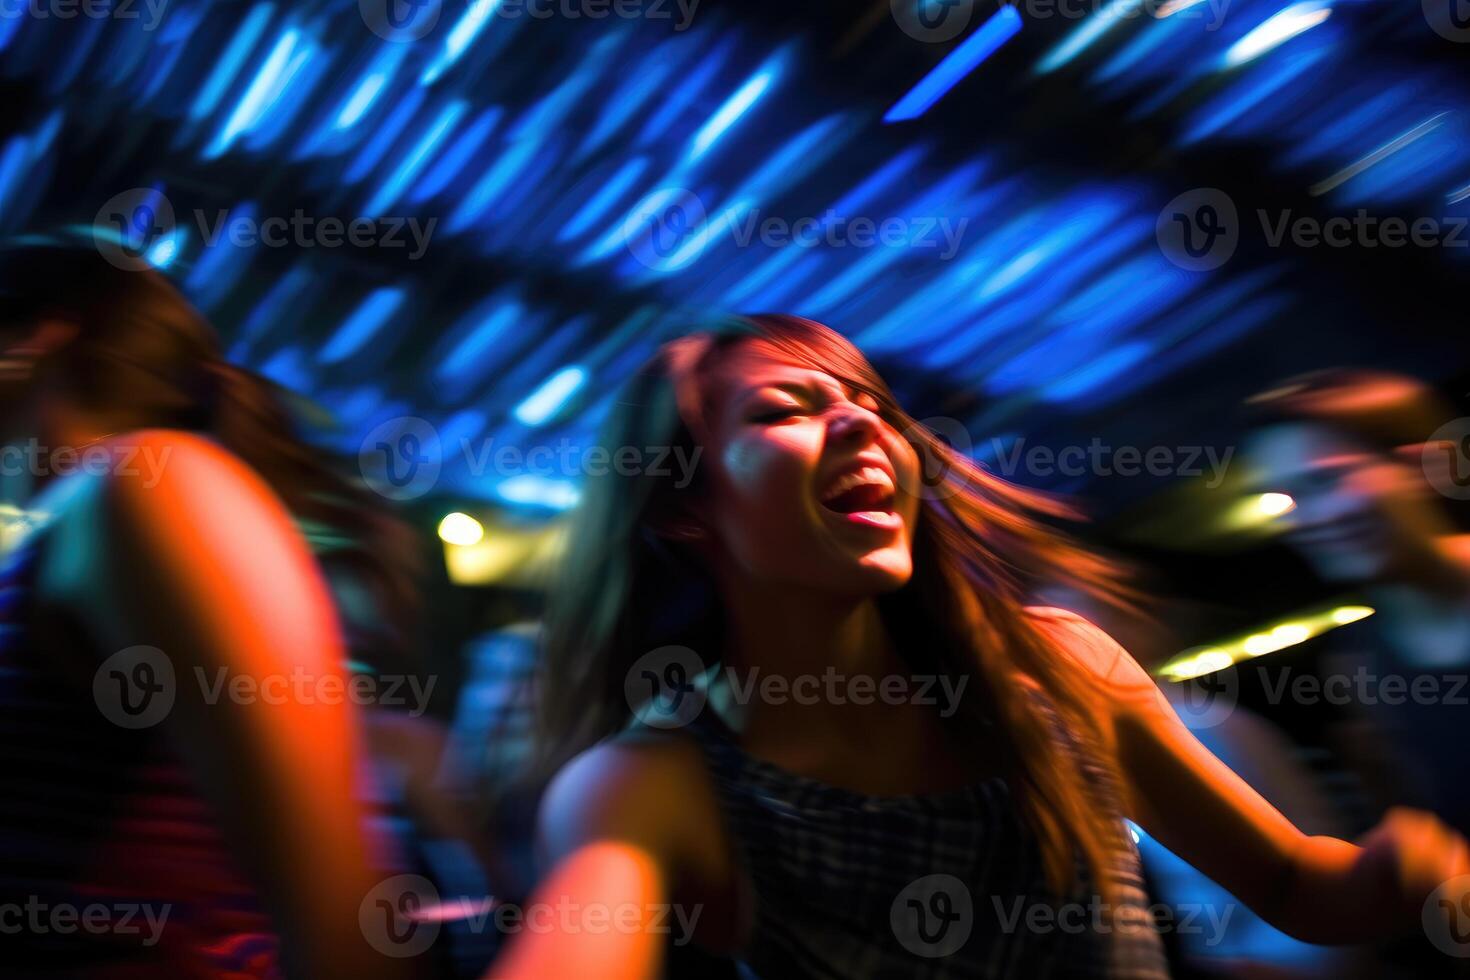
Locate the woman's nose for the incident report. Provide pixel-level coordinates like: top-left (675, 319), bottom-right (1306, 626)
top-left (828, 404), bottom-right (882, 445)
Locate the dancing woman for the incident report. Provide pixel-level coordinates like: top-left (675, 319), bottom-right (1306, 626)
top-left (495, 315), bottom-right (1468, 979)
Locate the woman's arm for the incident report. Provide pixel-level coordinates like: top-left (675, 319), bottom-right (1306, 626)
top-left (486, 734), bottom-right (739, 979)
top-left (1034, 608), bottom-right (1470, 945)
top-left (45, 431), bottom-right (420, 980)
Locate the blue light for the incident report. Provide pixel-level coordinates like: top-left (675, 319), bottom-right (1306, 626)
top-left (638, 37), bottom-right (736, 145)
top-left (193, 6), bottom-right (277, 120)
top-left (364, 100), bottom-right (468, 215)
top-left (1036, 0), bottom-right (1145, 75)
top-left (1180, 47), bottom-right (1329, 144)
top-left (448, 135), bottom-right (543, 232)
top-left (436, 301), bottom-right (524, 385)
top-left (513, 366), bottom-right (588, 426)
top-left (884, 7), bottom-right (1023, 123)
top-left (411, 107), bottom-right (503, 204)
top-left (337, 72), bottom-right (389, 130)
top-left (559, 157), bottom-right (651, 242)
top-left (687, 49), bottom-right (789, 162)
top-left (145, 227), bottom-right (186, 269)
top-left (319, 287), bottom-right (408, 365)
top-left (495, 474), bottom-right (581, 511)
top-left (204, 27), bottom-right (300, 158)
top-left (1223, 2), bottom-right (1333, 70)
top-left (344, 86), bottom-right (428, 184)
top-left (0, 136), bottom-right (31, 222)
top-left (422, 0), bottom-right (506, 86)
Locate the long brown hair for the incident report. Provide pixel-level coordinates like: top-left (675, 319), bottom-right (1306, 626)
top-left (0, 232), bottom-right (421, 650)
top-left (532, 313), bottom-right (1131, 902)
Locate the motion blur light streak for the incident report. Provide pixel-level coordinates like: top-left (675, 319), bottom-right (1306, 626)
top-left (883, 6), bottom-right (1023, 123)
top-left (1159, 605), bottom-right (1377, 680)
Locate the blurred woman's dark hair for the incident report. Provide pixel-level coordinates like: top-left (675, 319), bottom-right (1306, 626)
top-left (0, 228), bottom-right (422, 651)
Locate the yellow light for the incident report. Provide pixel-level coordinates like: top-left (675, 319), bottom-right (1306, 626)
top-left (1256, 492), bottom-right (1296, 517)
top-left (437, 512), bottom-right (485, 547)
top-left (1270, 623), bottom-right (1311, 646)
top-left (1166, 649), bottom-right (1233, 680)
top-left (1331, 605), bottom-right (1374, 625)
top-left (1243, 633), bottom-right (1282, 656)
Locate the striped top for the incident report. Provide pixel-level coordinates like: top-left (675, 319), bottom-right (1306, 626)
top-left (685, 706), bottom-right (1171, 979)
top-left (0, 526), bottom-right (282, 978)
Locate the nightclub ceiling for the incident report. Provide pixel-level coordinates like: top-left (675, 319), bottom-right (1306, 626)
top-left (0, 0), bottom-right (1465, 537)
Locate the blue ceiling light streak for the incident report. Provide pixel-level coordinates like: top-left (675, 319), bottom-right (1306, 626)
top-left (686, 47), bottom-right (792, 163)
top-left (447, 135), bottom-right (544, 233)
top-left (204, 27), bottom-right (301, 159)
top-left (638, 37), bottom-right (736, 145)
top-left (1036, 0), bottom-right (1145, 75)
top-left (577, 47), bottom-right (683, 157)
top-left (1042, 340), bottom-right (1153, 401)
top-left (364, 100), bottom-right (468, 215)
top-left (513, 366), bottom-right (588, 426)
top-left (421, 0), bottom-right (506, 86)
top-left (244, 39), bottom-right (330, 152)
top-left (185, 201), bottom-right (261, 308)
top-left (0, 10), bottom-right (23, 52)
top-left (411, 106), bottom-right (503, 204)
top-left (0, 135), bottom-right (33, 226)
top-left (436, 301), bottom-right (525, 386)
top-left (1180, 47), bottom-right (1329, 144)
top-left (231, 264), bottom-right (316, 357)
top-left (884, 6), bottom-right (1023, 123)
top-left (344, 86), bottom-right (428, 184)
top-left (494, 474), bottom-right (581, 511)
top-left (318, 287), bottom-right (408, 365)
top-left (190, 6), bottom-right (274, 121)
top-left (1223, 2), bottom-right (1333, 70)
top-left (559, 157), bottom-right (651, 242)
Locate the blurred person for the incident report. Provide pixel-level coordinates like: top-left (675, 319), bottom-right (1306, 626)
top-left (1247, 370), bottom-right (1470, 835)
top-left (0, 232), bottom-right (421, 979)
top-left (486, 317), bottom-right (1470, 979)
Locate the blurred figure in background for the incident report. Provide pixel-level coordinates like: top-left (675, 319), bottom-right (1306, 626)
top-left (1248, 370), bottom-right (1470, 836)
top-left (0, 232), bottom-right (421, 979)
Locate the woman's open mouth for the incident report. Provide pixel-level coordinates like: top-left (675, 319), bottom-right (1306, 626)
top-left (819, 464), bottom-right (901, 530)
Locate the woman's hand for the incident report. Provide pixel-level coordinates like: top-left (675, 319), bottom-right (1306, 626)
top-left (1356, 807), bottom-right (1470, 928)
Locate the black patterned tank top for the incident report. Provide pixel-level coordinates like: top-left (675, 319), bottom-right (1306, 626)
top-left (683, 707), bottom-right (1171, 979)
